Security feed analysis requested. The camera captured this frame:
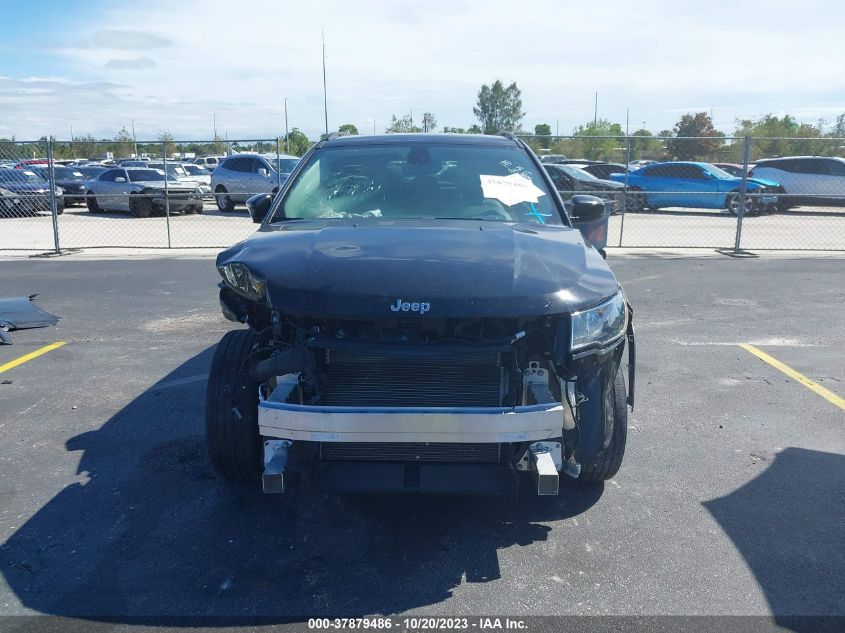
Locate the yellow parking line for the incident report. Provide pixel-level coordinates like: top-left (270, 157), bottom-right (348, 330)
top-left (739, 343), bottom-right (845, 411)
top-left (0, 341), bottom-right (67, 375)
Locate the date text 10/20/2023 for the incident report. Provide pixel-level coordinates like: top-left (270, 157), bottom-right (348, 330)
top-left (308, 617), bottom-right (528, 630)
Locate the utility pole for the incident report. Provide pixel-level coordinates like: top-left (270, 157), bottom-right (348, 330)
top-left (131, 119), bottom-right (137, 158)
top-left (70, 125), bottom-right (74, 158)
top-left (213, 113), bottom-right (217, 140)
top-left (284, 98), bottom-right (289, 154)
top-left (322, 30), bottom-right (329, 136)
top-left (594, 92), bottom-right (598, 125)
top-left (556, 118), bottom-right (559, 137)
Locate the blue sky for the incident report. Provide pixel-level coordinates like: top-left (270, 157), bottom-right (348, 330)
top-left (2, 0), bottom-right (843, 141)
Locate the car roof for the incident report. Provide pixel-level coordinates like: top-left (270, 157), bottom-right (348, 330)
top-left (756, 156), bottom-right (845, 162)
top-left (321, 133), bottom-right (518, 147)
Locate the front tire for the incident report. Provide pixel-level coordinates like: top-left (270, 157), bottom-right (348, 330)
top-left (86, 191), bottom-right (101, 213)
top-left (625, 187), bottom-right (645, 213)
top-left (205, 329), bottom-right (263, 481)
top-left (578, 369), bottom-right (627, 482)
top-left (727, 191), bottom-right (756, 216)
top-left (130, 196), bottom-right (152, 218)
top-left (216, 186), bottom-right (235, 212)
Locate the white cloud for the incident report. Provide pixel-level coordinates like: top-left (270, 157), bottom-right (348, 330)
top-left (69, 29), bottom-right (174, 50)
top-left (4, 0), bottom-right (845, 140)
top-left (104, 58), bottom-right (156, 70)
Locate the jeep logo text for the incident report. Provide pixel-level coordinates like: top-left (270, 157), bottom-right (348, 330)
top-left (390, 298), bottom-right (431, 314)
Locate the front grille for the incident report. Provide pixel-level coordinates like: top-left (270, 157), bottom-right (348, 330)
top-left (321, 350), bottom-right (502, 407)
top-left (320, 442), bottom-right (501, 463)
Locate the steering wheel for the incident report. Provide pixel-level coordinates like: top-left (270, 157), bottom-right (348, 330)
top-left (475, 199), bottom-right (513, 221)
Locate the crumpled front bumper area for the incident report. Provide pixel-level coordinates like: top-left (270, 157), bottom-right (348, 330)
top-left (258, 400), bottom-right (564, 444)
top-left (258, 397), bottom-right (568, 495)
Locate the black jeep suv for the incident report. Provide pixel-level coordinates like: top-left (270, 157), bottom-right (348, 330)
top-left (206, 132), bottom-right (635, 497)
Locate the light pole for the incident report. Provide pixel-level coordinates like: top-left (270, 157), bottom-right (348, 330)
top-left (131, 120), bottom-right (137, 158)
top-left (594, 92), bottom-right (598, 125)
top-left (322, 30), bottom-right (328, 136)
top-left (284, 98), bottom-right (289, 154)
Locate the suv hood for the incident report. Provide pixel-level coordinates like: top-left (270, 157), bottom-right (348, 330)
top-left (218, 219), bottom-right (619, 318)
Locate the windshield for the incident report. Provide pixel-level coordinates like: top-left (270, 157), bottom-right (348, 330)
top-left (0, 170), bottom-right (42, 183)
top-left (127, 169), bottom-right (170, 182)
top-left (78, 167), bottom-right (107, 178)
top-left (271, 143), bottom-right (562, 225)
top-left (701, 163), bottom-right (735, 179)
top-left (555, 164), bottom-right (599, 181)
top-left (275, 158), bottom-right (299, 173)
top-left (149, 164), bottom-right (189, 178)
top-left (32, 166), bottom-right (84, 180)
top-left (183, 164), bottom-right (209, 176)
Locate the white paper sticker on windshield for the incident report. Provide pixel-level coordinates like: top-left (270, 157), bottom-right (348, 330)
top-left (479, 173), bottom-right (546, 206)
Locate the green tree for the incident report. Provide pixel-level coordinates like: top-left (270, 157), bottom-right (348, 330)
top-left (421, 112), bottom-right (437, 132)
top-left (473, 80), bottom-right (524, 134)
top-left (571, 119), bottom-right (624, 160)
top-left (113, 127), bottom-right (135, 158)
top-left (467, 124), bottom-right (482, 134)
top-left (628, 129), bottom-right (661, 159)
top-left (386, 114), bottom-right (421, 133)
top-left (443, 126), bottom-right (466, 134)
top-left (157, 130), bottom-right (176, 158)
top-left (665, 112), bottom-right (723, 161)
top-left (283, 128), bottom-right (312, 156)
top-left (338, 123), bottom-right (358, 135)
top-left (534, 123), bottom-right (552, 149)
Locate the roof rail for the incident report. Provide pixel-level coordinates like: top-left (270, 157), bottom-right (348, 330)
top-left (324, 132), bottom-right (341, 141)
top-left (498, 131), bottom-right (517, 141)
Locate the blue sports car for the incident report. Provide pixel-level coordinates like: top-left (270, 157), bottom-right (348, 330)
top-left (609, 161), bottom-right (781, 215)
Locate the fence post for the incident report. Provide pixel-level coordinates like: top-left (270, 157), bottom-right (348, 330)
top-left (733, 135), bottom-right (751, 254)
top-left (276, 137), bottom-right (282, 191)
top-left (163, 142), bottom-right (172, 248)
top-left (618, 135), bottom-right (632, 247)
top-left (46, 138), bottom-right (61, 255)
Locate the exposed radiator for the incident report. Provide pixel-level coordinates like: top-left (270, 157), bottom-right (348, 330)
top-left (321, 350), bottom-right (502, 407)
top-left (320, 442), bottom-right (501, 463)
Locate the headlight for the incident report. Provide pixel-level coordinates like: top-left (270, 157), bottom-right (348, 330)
top-left (570, 290), bottom-right (627, 352)
top-left (218, 262), bottom-right (266, 300)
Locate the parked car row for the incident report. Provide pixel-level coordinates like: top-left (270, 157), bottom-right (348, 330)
top-left (4, 151), bottom-right (845, 219)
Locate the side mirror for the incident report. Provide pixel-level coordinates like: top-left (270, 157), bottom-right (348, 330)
top-left (246, 193), bottom-right (273, 224)
top-left (568, 194), bottom-right (606, 223)
top-left (114, 177), bottom-right (126, 183)
top-left (257, 168), bottom-right (269, 178)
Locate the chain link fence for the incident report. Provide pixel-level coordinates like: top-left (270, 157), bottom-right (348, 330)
top-left (1, 135), bottom-right (843, 253)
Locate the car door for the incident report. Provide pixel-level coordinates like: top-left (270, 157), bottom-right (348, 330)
top-left (639, 165), bottom-right (675, 206)
top-left (94, 169), bottom-right (123, 210)
top-left (112, 169), bottom-right (134, 211)
top-left (243, 157), bottom-right (274, 201)
top-left (685, 164), bottom-right (721, 208)
top-left (809, 158), bottom-right (845, 198)
top-left (222, 157), bottom-right (248, 200)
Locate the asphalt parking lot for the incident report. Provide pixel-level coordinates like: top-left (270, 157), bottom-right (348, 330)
top-left (3, 203), bottom-right (845, 252)
top-left (0, 254), bottom-right (843, 627)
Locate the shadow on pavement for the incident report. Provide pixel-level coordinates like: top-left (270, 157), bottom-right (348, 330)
top-left (704, 447), bottom-right (845, 631)
top-left (0, 345), bottom-right (603, 622)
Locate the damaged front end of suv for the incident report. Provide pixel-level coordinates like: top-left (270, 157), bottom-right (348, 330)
top-left (206, 133), bottom-right (635, 497)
